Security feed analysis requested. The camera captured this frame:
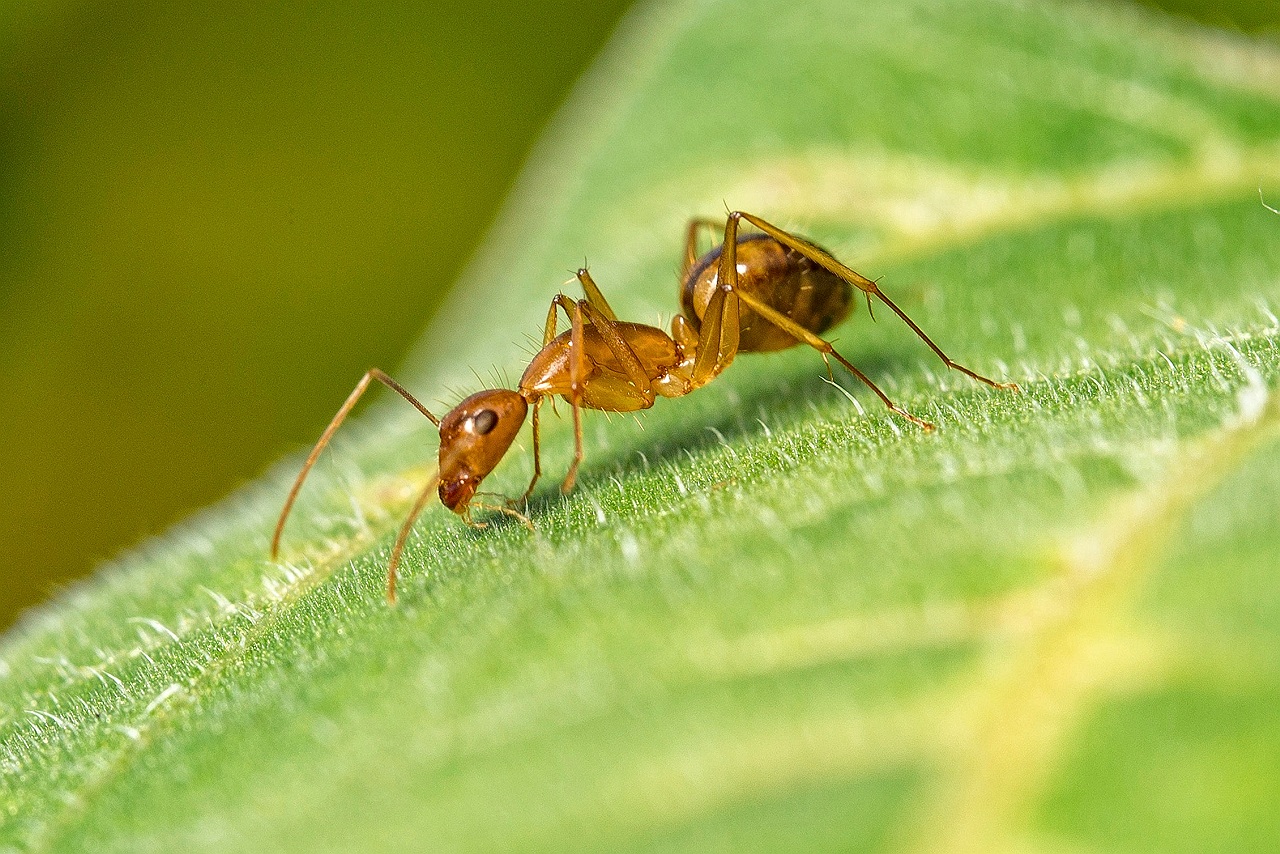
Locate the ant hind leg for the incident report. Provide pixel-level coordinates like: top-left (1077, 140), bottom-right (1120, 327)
top-left (682, 217), bottom-right (723, 277)
top-left (729, 211), bottom-right (1019, 392)
top-left (733, 288), bottom-right (936, 431)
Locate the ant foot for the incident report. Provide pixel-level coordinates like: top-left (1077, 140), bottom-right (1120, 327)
top-left (894, 407), bottom-right (936, 431)
top-left (474, 501), bottom-right (535, 532)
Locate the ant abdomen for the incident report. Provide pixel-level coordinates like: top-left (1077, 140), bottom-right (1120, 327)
top-left (681, 232), bottom-right (853, 353)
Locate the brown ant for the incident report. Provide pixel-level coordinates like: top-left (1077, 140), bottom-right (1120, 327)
top-left (272, 211), bottom-right (1017, 601)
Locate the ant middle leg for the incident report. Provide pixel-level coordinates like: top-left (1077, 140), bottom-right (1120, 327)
top-left (575, 267), bottom-right (618, 321)
top-left (728, 211), bottom-right (1019, 392)
top-left (519, 272), bottom-right (649, 501)
top-left (549, 286), bottom-right (662, 493)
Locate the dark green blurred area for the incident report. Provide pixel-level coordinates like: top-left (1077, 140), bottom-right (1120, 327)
top-left (0, 0), bottom-right (633, 628)
top-left (0, 0), bottom-right (1274, 630)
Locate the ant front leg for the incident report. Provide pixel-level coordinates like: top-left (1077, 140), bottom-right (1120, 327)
top-left (513, 295), bottom-right (570, 505)
top-left (553, 294), bottom-right (590, 494)
top-left (515, 398), bottom-right (544, 506)
top-left (517, 270), bottom-right (629, 502)
top-left (730, 211), bottom-right (1019, 392)
top-left (521, 280), bottom-right (641, 502)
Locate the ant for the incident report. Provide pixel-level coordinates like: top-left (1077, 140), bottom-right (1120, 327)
top-left (272, 211), bottom-right (1017, 601)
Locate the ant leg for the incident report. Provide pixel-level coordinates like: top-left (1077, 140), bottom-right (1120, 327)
top-left (566, 395), bottom-right (585, 494)
top-left (690, 286), bottom-right (736, 385)
top-left (515, 296), bottom-right (567, 504)
top-left (516, 281), bottom-right (615, 503)
top-left (573, 280), bottom-right (659, 403)
top-left (551, 290), bottom-right (660, 494)
top-left (516, 398), bottom-right (544, 504)
top-left (553, 292), bottom-right (659, 493)
top-left (472, 501), bottom-right (535, 531)
top-left (730, 211), bottom-right (1019, 392)
top-left (385, 470), bottom-right (441, 604)
top-left (733, 288), bottom-right (935, 430)
top-left (272, 368), bottom-right (441, 560)
top-left (542, 293), bottom-right (561, 346)
top-left (682, 218), bottom-right (722, 277)
top-left (554, 295), bottom-right (589, 493)
top-left (690, 214), bottom-right (753, 385)
top-left (576, 268), bottom-right (618, 322)
top-left (577, 299), bottom-right (670, 418)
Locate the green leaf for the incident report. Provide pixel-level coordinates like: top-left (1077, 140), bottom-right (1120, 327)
top-left (4, 0), bottom-right (1280, 851)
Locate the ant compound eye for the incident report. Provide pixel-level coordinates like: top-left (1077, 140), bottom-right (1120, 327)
top-left (471, 409), bottom-right (498, 435)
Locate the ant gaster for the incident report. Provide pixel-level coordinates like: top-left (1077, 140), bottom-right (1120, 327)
top-left (272, 211), bottom-right (1018, 601)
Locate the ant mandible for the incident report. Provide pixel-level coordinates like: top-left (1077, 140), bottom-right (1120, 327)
top-left (272, 211), bottom-right (1018, 601)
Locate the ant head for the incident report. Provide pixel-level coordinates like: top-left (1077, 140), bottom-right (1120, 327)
top-left (436, 389), bottom-right (529, 512)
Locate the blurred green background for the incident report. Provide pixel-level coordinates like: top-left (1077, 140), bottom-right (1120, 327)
top-left (0, 0), bottom-right (634, 628)
top-left (0, 0), bottom-right (1275, 631)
